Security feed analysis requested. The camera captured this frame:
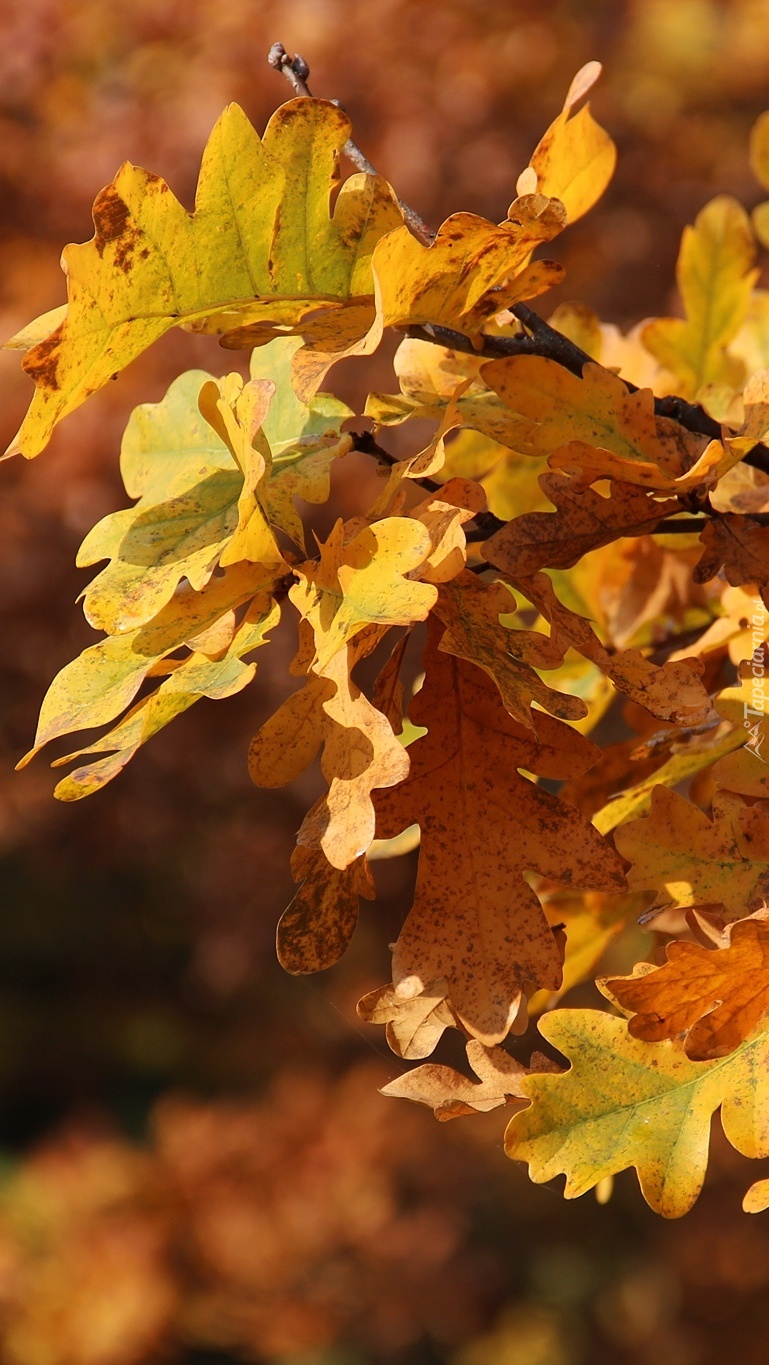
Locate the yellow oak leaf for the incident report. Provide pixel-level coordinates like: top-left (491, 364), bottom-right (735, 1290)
top-left (19, 563), bottom-right (272, 765)
top-left (373, 621), bottom-right (626, 1044)
top-left (406, 478), bottom-right (485, 583)
top-left (298, 647), bottom-right (410, 870)
top-left (373, 199), bottom-right (566, 340)
top-left (356, 980), bottom-right (457, 1060)
top-left (289, 518), bottom-right (437, 671)
top-left (77, 349), bottom-right (350, 635)
top-left (277, 845), bottom-right (375, 974)
top-left (6, 99), bottom-right (402, 458)
top-left (48, 595), bottom-right (280, 799)
top-left (642, 197), bottom-right (757, 400)
top-left (603, 919), bottom-right (769, 1060)
top-left (381, 1039), bottom-right (537, 1121)
top-left (743, 1178), bottom-right (769, 1213)
top-left (250, 633), bottom-right (408, 870)
top-left (518, 61), bottom-right (616, 224)
top-left (505, 1008), bottom-right (769, 1217)
top-left (614, 787), bottom-right (769, 921)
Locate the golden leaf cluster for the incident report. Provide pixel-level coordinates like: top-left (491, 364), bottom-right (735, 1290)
top-left (10, 60), bottom-right (769, 1219)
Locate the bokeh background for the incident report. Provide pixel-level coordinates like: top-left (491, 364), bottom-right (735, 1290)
top-left (2, 1), bottom-right (769, 1362)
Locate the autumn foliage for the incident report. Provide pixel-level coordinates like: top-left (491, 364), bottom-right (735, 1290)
top-left (10, 51), bottom-right (769, 1223)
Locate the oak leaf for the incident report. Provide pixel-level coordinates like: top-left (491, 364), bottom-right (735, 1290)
top-left (289, 518), bottom-right (437, 671)
top-left (357, 981), bottom-right (457, 1060)
top-left (46, 595), bottom-right (280, 799)
top-left (373, 200), bottom-right (566, 340)
top-left (78, 349), bottom-right (351, 634)
top-left (515, 571), bottom-right (712, 726)
top-left (517, 61), bottom-right (616, 224)
top-left (743, 1178), bottom-right (769, 1213)
top-left (381, 1039), bottom-right (539, 1121)
top-left (484, 471), bottom-right (680, 576)
top-left (250, 637), bottom-right (408, 870)
top-left (373, 621), bottom-right (626, 1043)
top-left (603, 919), bottom-right (769, 1060)
top-left (614, 787), bottom-right (769, 921)
top-left (694, 514), bottom-right (769, 604)
top-left (505, 1008), bottom-right (769, 1217)
top-left (20, 563), bottom-right (273, 765)
top-left (277, 845), bottom-right (375, 974)
top-left (434, 571), bottom-right (587, 727)
top-left (642, 196), bottom-right (756, 400)
top-left (7, 99), bottom-right (402, 457)
top-left (480, 355), bottom-right (698, 488)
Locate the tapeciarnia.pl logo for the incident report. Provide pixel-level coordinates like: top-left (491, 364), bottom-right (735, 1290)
top-left (744, 600), bottom-right (769, 763)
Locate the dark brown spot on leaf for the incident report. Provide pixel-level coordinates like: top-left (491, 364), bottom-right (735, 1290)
top-left (92, 185), bottom-right (132, 258)
top-left (21, 323), bottom-right (64, 391)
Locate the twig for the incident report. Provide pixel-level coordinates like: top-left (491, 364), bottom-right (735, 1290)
top-left (351, 429), bottom-right (442, 494)
top-left (268, 43), bottom-right (435, 247)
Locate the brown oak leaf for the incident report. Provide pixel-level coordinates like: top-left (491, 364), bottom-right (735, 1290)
top-left (435, 571), bottom-right (587, 727)
top-left (484, 471), bottom-right (680, 576)
top-left (516, 571), bottom-right (712, 726)
top-left (372, 620), bottom-right (627, 1044)
top-left (278, 843), bottom-right (375, 974)
top-left (380, 1039), bottom-right (555, 1120)
top-left (694, 514), bottom-right (769, 604)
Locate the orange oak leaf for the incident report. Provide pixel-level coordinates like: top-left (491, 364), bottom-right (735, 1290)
top-left (484, 471), bottom-right (680, 576)
top-left (516, 571), bottom-right (712, 726)
top-left (277, 843), bottom-right (375, 974)
top-left (614, 787), bottom-right (769, 922)
top-left (372, 621), bottom-right (627, 1044)
top-left (480, 355), bottom-right (700, 488)
top-left (356, 980), bottom-right (457, 1060)
top-left (603, 919), bottom-right (769, 1060)
top-left (380, 1039), bottom-right (549, 1120)
top-left (434, 571), bottom-right (587, 727)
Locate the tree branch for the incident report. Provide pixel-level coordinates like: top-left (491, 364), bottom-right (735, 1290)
top-left (268, 43), bottom-right (435, 247)
top-left (350, 429), bottom-right (442, 494)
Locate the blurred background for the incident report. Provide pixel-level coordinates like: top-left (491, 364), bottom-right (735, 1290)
top-left (2, 1), bottom-right (769, 1361)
